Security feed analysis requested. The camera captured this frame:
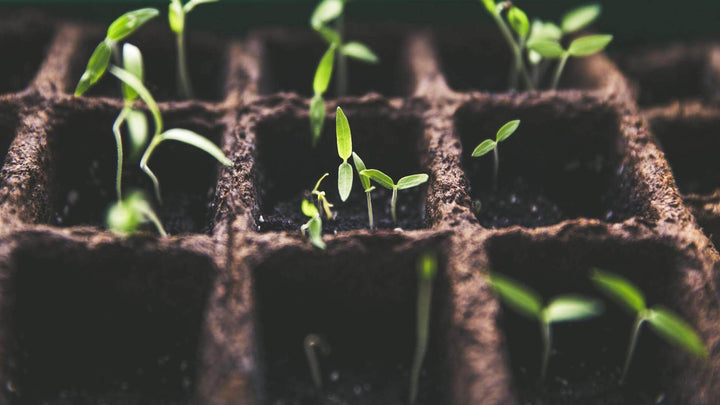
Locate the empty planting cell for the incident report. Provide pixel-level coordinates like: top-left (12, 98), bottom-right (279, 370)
top-left (486, 233), bottom-right (701, 404)
top-left (257, 28), bottom-right (410, 97)
top-left (0, 17), bottom-right (53, 94)
top-left (47, 104), bottom-right (227, 234)
top-left (254, 105), bottom-right (428, 232)
top-left (252, 236), bottom-right (452, 404)
top-left (456, 99), bottom-right (633, 228)
top-left (4, 236), bottom-right (215, 404)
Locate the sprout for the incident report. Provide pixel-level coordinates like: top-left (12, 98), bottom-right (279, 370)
top-left (527, 34), bottom-right (613, 90)
top-left (409, 251), bottom-right (437, 405)
top-left (311, 173), bottom-right (335, 220)
top-left (489, 273), bottom-right (603, 381)
top-left (304, 334), bottom-right (331, 389)
top-left (471, 120), bottom-right (520, 189)
top-left (352, 152), bottom-right (376, 229)
top-left (301, 199), bottom-right (325, 249)
top-left (106, 190), bottom-right (167, 236)
top-left (359, 169), bottom-right (428, 223)
top-left (168, 0), bottom-right (219, 99)
top-left (591, 269), bottom-right (707, 384)
top-left (335, 107), bottom-right (353, 202)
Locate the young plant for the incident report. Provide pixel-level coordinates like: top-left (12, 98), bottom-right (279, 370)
top-left (528, 34), bottom-right (613, 90)
top-left (471, 119), bottom-right (520, 189)
top-left (352, 152), bottom-right (375, 229)
top-left (359, 169), bottom-right (428, 223)
top-left (304, 334), bottom-right (331, 389)
top-left (409, 251), bottom-right (437, 405)
top-left (591, 269), bottom-right (707, 384)
top-left (335, 107), bottom-right (353, 202)
top-left (301, 199), bottom-right (326, 249)
top-left (309, 0), bottom-right (379, 145)
top-left (169, 0), bottom-right (219, 99)
top-left (106, 190), bottom-right (167, 236)
top-left (311, 173), bottom-right (335, 220)
top-left (489, 273), bottom-right (604, 381)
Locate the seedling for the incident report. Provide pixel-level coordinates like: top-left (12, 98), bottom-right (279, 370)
top-left (169, 0), bottom-right (219, 99)
top-left (352, 152), bottom-right (376, 229)
top-left (309, 0), bottom-right (379, 145)
top-left (528, 34), bottom-right (613, 90)
top-left (335, 107), bottom-right (353, 201)
top-left (304, 334), bottom-right (331, 389)
top-left (471, 120), bottom-right (520, 189)
top-left (106, 190), bottom-right (167, 236)
top-left (409, 251), bottom-right (437, 405)
top-left (489, 273), bottom-right (603, 381)
top-left (301, 199), bottom-right (325, 249)
top-left (311, 173), bottom-right (335, 220)
top-left (359, 169), bottom-right (428, 223)
top-left (591, 269), bottom-right (707, 384)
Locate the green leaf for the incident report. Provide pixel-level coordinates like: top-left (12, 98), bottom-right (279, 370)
top-left (352, 152), bottom-right (371, 191)
top-left (311, 0), bottom-right (343, 29)
top-left (489, 273), bottom-right (542, 320)
top-left (471, 139), bottom-right (496, 157)
top-left (335, 107), bottom-right (352, 160)
top-left (313, 45), bottom-right (336, 95)
top-left (360, 169), bottom-right (395, 190)
top-left (106, 8), bottom-right (159, 41)
top-left (316, 26), bottom-right (341, 45)
top-left (562, 4), bottom-right (602, 33)
top-left (310, 94), bottom-right (326, 146)
top-left (647, 307), bottom-right (707, 358)
top-left (109, 66), bottom-right (163, 135)
top-left (508, 7), bottom-right (529, 39)
top-left (480, 0), bottom-right (496, 14)
top-left (396, 174), bottom-right (429, 190)
top-left (544, 295), bottom-right (603, 323)
top-left (106, 197), bottom-right (142, 234)
top-left (338, 162), bottom-right (353, 202)
top-left (567, 34), bottom-right (613, 57)
top-left (74, 40), bottom-right (112, 96)
top-left (169, 0), bottom-right (185, 34)
top-left (341, 42), bottom-right (379, 64)
top-left (302, 199), bottom-right (319, 218)
top-left (418, 252), bottom-right (438, 281)
top-left (590, 269), bottom-right (646, 314)
top-left (527, 39), bottom-right (565, 59)
top-left (496, 120), bottom-right (520, 142)
top-left (184, 0), bottom-right (219, 14)
top-left (158, 128), bottom-right (232, 167)
top-left (307, 216), bottom-right (326, 249)
top-left (122, 43), bottom-right (144, 102)
top-left (529, 20), bottom-right (562, 42)
top-left (126, 109), bottom-right (149, 155)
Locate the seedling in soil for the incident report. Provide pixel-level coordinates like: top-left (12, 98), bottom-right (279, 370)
top-left (591, 269), bottom-right (707, 384)
top-left (352, 152), bottom-right (376, 229)
top-left (106, 190), bottom-right (167, 236)
top-left (309, 0), bottom-right (379, 145)
top-left (489, 273), bottom-right (603, 382)
top-left (335, 107), bottom-right (353, 201)
top-left (304, 334), bottom-right (331, 389)
top-left (301, 199), bottom-right (325, 249)
top-left (75, 7), bottom-right (159, 96)
top-left (528, 34), bottom-right (613, 90)
top-left (471, 119), bottom-right (520, 189)
top-left (409, 251), bottom-right (437, 405)
top-left (311, 173), bottom-right (335, 220)
top-left (359, 169), bottom-right (428, 223)
top-left (169, 0), bottom-right (219, 99)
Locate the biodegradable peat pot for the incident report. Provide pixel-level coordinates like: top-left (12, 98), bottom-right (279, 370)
top-left (0, 10), bottom-right (718, 405)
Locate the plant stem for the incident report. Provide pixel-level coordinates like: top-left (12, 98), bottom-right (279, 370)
top-left (138, 204), bottom-right (168, 237)
top-left (409, 267), bottom-right (434, 404)
top-left (540, 320), bottom-right (551, 382)
top-left (551, 53), bottom-right (570, 91)
top-left (620, 316), bottom-right (645, 384)
top-left (112, 106), bottom-right (130, 200)
top-left (391, 186), bottom-right (398, 223)
top-left (335, 12), bottom-right (347, 97)
top-left (176, 29), bottom-right (193, 99)
top-left (492, 13), bottom-right (533, 91)
top-left (140, 137), bottom-right (163, 203)
top-left (304, 334), bottom-right (329, 389)
top-left (492, 146), bottom-right (499, 190)
top-left (366, 190), bottom-right (374, 230)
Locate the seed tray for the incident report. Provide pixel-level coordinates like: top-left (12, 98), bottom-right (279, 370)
top-left (0, 10), bottom-right (718, 405)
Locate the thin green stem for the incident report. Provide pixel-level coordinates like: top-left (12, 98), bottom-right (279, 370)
top-left (176, 29), bottom-right (193, 99)
top-left (540, 320), bottom-right (551, 382)
top-left (493, 13), bottom-right (534, 91)
top-left (366, 190), bottom-right (374, 230)
top-left (620, 316), bottom-right (645, 384)
top-left (391, 186), bottom-right (398, 223)
top-left (140, 137), bottom-right (163, 203)
top-left (138, 204), bottom-right (167, 237)
top-left (304, 334), bottom-right (330, 389)
top-left (112, 106), bottom-right (130, 200)
top-left (492, 146), bottom-right (499, 190)
top-left (409, 271), bottom-right (434, 404)
top-left (551, 53), bottom-right (570, 91)
top-left (335, 12), bottom-right (347, 97)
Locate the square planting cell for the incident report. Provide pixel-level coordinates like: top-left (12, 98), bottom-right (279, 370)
top-left (486, 233), bottom-right (705, 404)
top-left (47, 103), bottom-right (227, 234)
top-left (3, 235), bottom-right (215, 404)
top-left (254, 104), bottom-right (428, 232)
top-left (456, 98), bottom-right (633, 228)
top-left (0, 16), bottom-right (54, 94)
top-left (257, 28), bottom-right (410, 97)
top-left (251, 235), bottom-right (452, 404)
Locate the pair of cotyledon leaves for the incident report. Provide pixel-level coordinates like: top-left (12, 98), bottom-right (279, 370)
top-left (472, 120), bottom-right (520, 158)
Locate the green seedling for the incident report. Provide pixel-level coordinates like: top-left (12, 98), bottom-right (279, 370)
top-left (591, 269), bottom-right (707, 384)
top-left (352, 152), bottom-right (376, 229)
top-left (528, 34), bottom-right (613, 90)
top-left (335, 107), bottom-right (353, 201)
top-left (169, 0), bottom-right (218, 99)
top-left (106, 190), bottom-right (167, 236)
top-left (304, 334), bottom-right (331, 389)
top-left (301, 199), bottom-right (325, 249)
top-left (75, 8), bottom-right (159, 96)
top-left (309, 0), bottom-right (378, 145)
top-left (489, 273), bottom-right (603, 381)
top-left (471, 120), bottom-right (520, 189)
top-left (311, 173), bottom-right (335, 220)
top-left (359, 169), bottom-right (428, 223)
top-left (409, 251), bottom-right (437, 405)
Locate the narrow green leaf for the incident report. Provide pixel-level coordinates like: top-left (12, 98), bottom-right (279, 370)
top-left (122, 43), bottom-right (144, 102)
top-left (311, 0), bottom-right (343, 29)
top-left (352, 152), bottom-right (371, 191)
top-left (168, 0), bottom-right (185, 34)
top-left (396, 174), bottom-right (429, 190)
top-left (590, 269), bottom-right (646, 314)
top-left (335, 107), bottom-right (352, 160)
top-left (338, 162), bottom-right (353, 201)
top-left (647, 307), bottom-right (707, 358)
top-left (74, 40), bottom-right (112, 96)
top-left (109, 66), bottom-right (163, 135)
top-left (314, 45), bottom-right (336, 95)
top-left (126, 109), bottom-right (149, 155)
top-left (508, 7), bottom-right (529, 39)
top-left (158, 128), bottom-right (232, 166)
top-left (471, 139), bottom-right (496, 157)
top-left (562, 4), bottom-right (602, 33)
top-left (302, 199), bottom-right (319, 218)
top-left (316, 26), bottom-right (341, 45)
top-left (106, 8), bottom-right (159, 41)
top-left (341, 42), bottom-right (379, 64)
top-left (544, 295), bottom-right (603, 323)
top-left (184, 0), bottom-right (219, 14)
top-left (310, 94), bottom-right (326, 145)
top-left (360, 169), bottom-right (395, 190)
top-left (489, 273), bottom-right (542, 320)
top-left (308, 216), bottom-right (326, 249)
top-left (418, 252), bottom-right (438, 281)
top-left (480, 0), bottom-right (496, 14)
top-left (496, 120), bottom-right (520, 142)
top-left (567, 34), bottom-right (613, 57)
top-left (527, 39), bottom-right (565, 59)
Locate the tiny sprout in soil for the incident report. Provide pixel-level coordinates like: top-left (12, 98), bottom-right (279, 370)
top-left (301, 199), bottom-right (325, 249)
top-left (106, 190), bottom-right (167, 236)
top-left (591, 269), bottom-right (707, 384)
top-left (489, 272), bottom-right (603, 382)
top-left (472, 119), bottom-right (519, 189)
top-left (309, 0), bottom-right (379, 145)
top-left (359, 169), bottom-right (428, 223)
top-left (304, 333), bottom-right (331, 389)
top-left (311, 173), bottom-right (335, 220)
top-left (409, 251), bottom-right (437, 405)
top-left (335, 107), bottom-right (353, 202)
